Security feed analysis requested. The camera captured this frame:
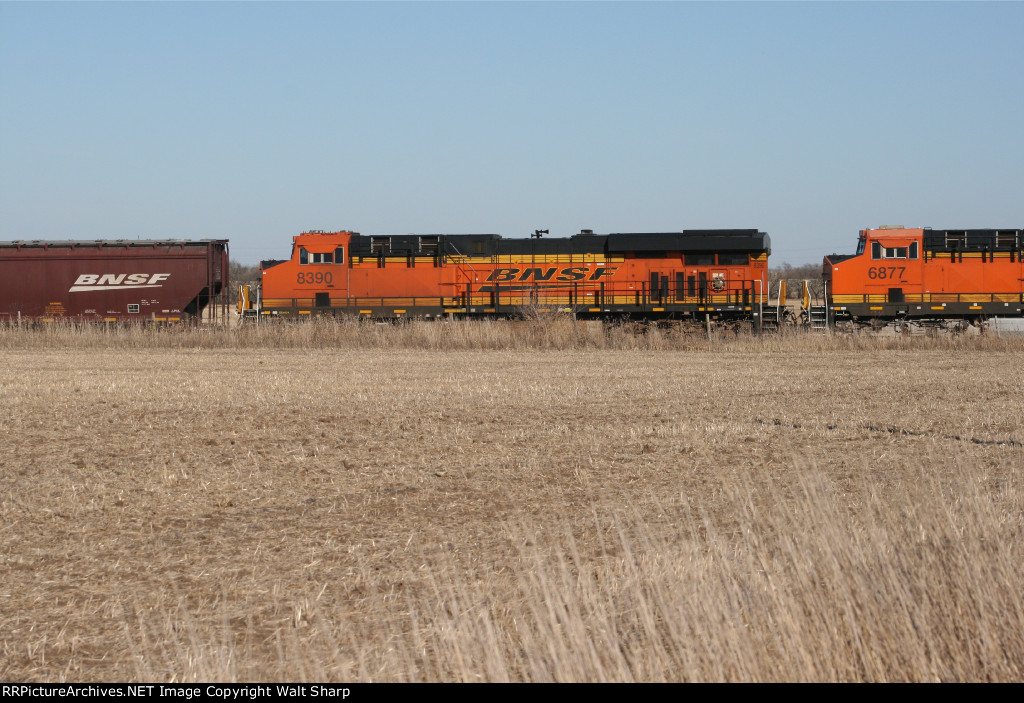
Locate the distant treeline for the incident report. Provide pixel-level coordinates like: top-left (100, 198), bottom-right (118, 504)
top-left (769, 262), bottom-right (825, 301)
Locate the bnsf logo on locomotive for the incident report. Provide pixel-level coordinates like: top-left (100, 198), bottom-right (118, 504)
top-left (486, 267), bottom-right (619, 282)
top-left (69, 273), bottom-right (171, 292)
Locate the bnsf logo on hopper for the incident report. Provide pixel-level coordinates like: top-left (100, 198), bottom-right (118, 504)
top-left (487, 267), bottom-right (619, 282)
top-left (69, 273), bottom-right (171, 292)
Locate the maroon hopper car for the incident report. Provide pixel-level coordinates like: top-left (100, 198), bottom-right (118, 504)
top-left (0, 239), bottom-right (229, 322)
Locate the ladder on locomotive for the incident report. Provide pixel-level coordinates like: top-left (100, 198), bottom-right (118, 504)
top-left (760, 280), bottom-right (788, 330)
top-left (802, 280), bottom-right (828, 331)
top-left (808, 306), bottom-right (828, 330)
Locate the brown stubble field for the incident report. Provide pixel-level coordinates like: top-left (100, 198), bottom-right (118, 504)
top-left (1, 322), bottom-right (1022, 682)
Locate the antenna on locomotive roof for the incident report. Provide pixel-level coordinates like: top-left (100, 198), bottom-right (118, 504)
top-left (532, 229), bottom-right (548, 239)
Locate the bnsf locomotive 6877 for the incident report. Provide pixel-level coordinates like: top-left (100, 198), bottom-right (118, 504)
top-left (825, 227), bottom-right (1023, 325)
top-left (257, 229), bottom-right (771, 321)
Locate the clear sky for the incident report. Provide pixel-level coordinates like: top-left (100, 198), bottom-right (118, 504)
top-left (2, 1), bottom-right (1021, 266)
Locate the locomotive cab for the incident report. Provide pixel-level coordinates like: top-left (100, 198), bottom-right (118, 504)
top-left (827, 227), bottom-right (927, 321)
top-left (260, 231), bottom-right (353, 315)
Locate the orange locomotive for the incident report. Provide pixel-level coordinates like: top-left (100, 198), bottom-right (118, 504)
top-left (259, 229), bottom-right (771, 321)
top-left (824, 227), bottom-right (1024, 323)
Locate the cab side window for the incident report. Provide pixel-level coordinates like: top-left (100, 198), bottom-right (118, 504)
top-left (871, 242), bottom-right (918, 260)
top-left (300, 248), bottom-right (344, 265)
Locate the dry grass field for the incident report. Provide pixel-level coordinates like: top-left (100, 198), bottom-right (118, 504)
top-left (1, 320), bottom-right (1022, 681)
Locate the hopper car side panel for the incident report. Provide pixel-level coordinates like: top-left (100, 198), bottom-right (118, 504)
top-left (259, 229), bottom-right (772, 321)
top-left (0, 240), bottom-right (229, 322)
top-left (825, 228), bottom-right (1024, 321)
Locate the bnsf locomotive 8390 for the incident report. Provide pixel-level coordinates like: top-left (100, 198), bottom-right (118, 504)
top-left (258, 229), bottom-right (771, 321)
top-left (825, 227), bottom-right (1024, 324)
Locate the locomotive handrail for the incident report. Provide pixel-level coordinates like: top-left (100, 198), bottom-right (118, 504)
top-left (262, 271), bottom-right (771, 316)
top-left (262, 286), bottom-right (769, 314)
top-left (830, 292), bottom-right (1020, 305)
top-left (755, 279), bottom-right (762, 327)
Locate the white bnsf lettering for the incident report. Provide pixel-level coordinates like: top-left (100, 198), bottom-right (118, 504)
top-left (69, 273), bottom-right (171, 293)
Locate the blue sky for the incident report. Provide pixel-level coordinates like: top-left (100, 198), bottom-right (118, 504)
top-left (1, 2), bottom-right (1021, 266)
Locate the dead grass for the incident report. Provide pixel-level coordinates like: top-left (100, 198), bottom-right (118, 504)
top-left (0, 330), bottom-right (1022, 681)
top-left (1, 315), bottom-right (1022, 352)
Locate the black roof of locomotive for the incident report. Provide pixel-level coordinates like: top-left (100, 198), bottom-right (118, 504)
top-left (605, 230), bottom-right (768, 254)
top-left (349, 230), bottom-right (770, 258)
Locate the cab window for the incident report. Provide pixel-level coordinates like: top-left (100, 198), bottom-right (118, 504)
top-left (299, 248), bottom-right (345, 265)
top-left (871, 242), bottom-right (918, 260)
